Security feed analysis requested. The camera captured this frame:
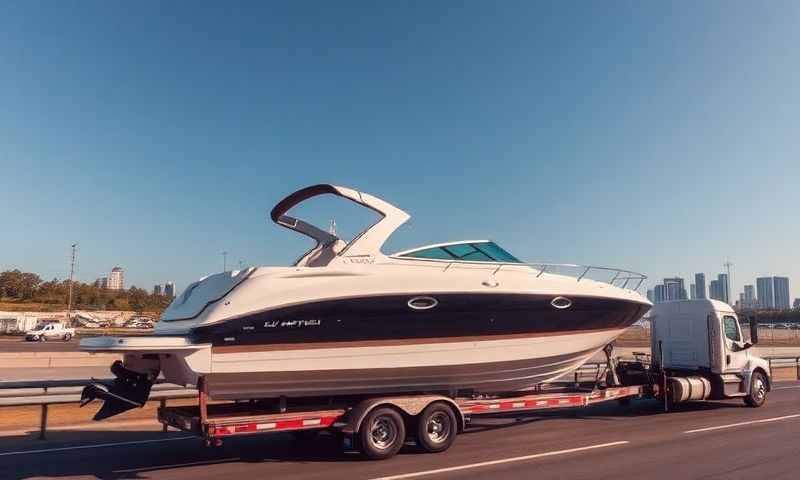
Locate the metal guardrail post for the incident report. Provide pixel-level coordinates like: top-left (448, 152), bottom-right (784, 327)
top-left (160, 398), bottom-right (168, 432)
top-left (39, 403), bottom-right (48, 440)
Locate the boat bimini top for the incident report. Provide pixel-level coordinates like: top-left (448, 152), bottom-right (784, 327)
top-left (270, 184), bottom-right (410, 267)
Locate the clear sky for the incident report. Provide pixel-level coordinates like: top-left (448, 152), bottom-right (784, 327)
top-left (1, 2), bottom-right (798, 300)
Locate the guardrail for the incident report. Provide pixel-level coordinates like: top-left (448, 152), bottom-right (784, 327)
top-left (2, 358), bottom-right (799, 441)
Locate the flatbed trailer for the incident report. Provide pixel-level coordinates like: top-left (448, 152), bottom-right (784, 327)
top-left (158, 375), bottom-right (651, 460)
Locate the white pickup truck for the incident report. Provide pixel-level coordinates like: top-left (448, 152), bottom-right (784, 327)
top-left (25, 322), bottom-right (75, 342)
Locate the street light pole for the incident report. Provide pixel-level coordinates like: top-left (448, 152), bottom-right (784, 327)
top-left (221, 251), bottom-right (228, 272)
top-left (66, 243), bottom-right (77, 326)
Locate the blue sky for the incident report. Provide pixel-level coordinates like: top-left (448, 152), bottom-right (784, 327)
top-left (1, 2), bottom-right (798, 300)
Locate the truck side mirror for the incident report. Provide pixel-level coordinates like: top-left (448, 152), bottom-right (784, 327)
top-left (749, 315), bottom-right (758, 345)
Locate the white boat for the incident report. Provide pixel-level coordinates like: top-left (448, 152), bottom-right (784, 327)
top-left (80, 184), bottom-right (651, 419)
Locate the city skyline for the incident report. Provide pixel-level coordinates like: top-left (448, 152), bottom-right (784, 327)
top-left (1, 2), bottom-right (799, 296)
top-left (649, 270), bottom-right (794, 310)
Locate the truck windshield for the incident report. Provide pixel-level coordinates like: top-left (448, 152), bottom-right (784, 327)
top-left (723, 316), bottom-right (741, 342)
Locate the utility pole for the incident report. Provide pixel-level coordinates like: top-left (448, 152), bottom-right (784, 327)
top-left (66, 243), bottom-right (77, 326)
top-left (221, 251), bottom-right (228, 272)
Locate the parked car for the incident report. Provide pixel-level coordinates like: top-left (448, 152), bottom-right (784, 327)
top-left (125, 319), bottom-right (155, 329)
top-left (25, 322), bottom-right (75, 342)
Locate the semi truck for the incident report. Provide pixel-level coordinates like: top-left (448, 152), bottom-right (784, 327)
top-left (86, 299), bottom-right (771, 460)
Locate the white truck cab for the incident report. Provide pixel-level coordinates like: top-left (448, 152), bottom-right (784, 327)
top-left (651, 299), bottom-right (770, 407)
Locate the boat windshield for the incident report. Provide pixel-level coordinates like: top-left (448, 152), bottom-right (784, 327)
top-left (397, 241), bottom-right (521, 263)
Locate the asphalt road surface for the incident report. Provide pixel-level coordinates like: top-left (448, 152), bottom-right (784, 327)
top-left (2, 381), bottom-right (799, 480)
top-left (0, 336), bottom-right (79, 353)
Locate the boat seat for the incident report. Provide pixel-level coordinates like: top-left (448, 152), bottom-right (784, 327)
top-left (298, 239), bottom-right (346, 267)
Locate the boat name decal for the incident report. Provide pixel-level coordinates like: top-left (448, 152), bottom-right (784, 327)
top-left (346, 256), bottom-right (374, 264)
top-left (264, 319), bottom-right (322, 328)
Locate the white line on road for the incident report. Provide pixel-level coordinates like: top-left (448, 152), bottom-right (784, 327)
top-left (684, 414), bottom-right (800, 434)
top-left (773, 385), bottom-right (800, 390)
top-left (368, 441), bottom-right (630, 480)
top-left (0, 436), bottom-right (194, 457)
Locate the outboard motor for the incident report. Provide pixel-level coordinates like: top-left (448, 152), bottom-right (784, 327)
top-left (81, 359), bottom-right (158, 420)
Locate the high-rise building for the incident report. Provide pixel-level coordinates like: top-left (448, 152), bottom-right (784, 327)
top-left (743, 285), bottom-right (755, 309)
top-left (96, 277), bottom-right (108, 289)
top-left (646, 289), bottom-right (654, 303)
top-left (654, 284), bottom-right (667, 303)
top-left (717, 273), bottom-right (729, 304)
top-left (694, 273), bottom-right (706, 299)
top-left (108, 267), bottom-right (125, 291)
top-left (773, 276), bottom-right (790, 310)
top-left (794, 298), bottom-right (800, 310)
top-left (690, 283), bottom-right (697, 300)
top-left (757, 277), bottom-right (774, 309)
top-left (663, 277), bottom-right (687, 301)
top-left (153, 284), bottom-right (162, 296)
top-left (164, 281), bottom-right (175, 298)
top-left (709, 279), bottom-right (721, 301)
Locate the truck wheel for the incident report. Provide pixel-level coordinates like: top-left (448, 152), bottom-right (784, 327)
top-left (63, 333), bottom-right (72, 342)
top-left (416, 402), bottom-right (457, 453)
top-left (39, 335), bottom-right (46, 342)
top-left (359, 407), bottom-right (406, 460)
top-left (744, 371), bottom-right (767, 407)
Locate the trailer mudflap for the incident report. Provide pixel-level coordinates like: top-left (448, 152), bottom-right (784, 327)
top-left (80, 360), bottom-right (155, 420)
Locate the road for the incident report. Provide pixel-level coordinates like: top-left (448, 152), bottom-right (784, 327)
top-left (0, 337), bottom-right (79, 353)
top-left (2, 381), bottom-right (799, 480)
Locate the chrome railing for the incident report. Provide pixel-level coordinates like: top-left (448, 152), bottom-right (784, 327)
top-left (390, 257), bottom-right (647, 292)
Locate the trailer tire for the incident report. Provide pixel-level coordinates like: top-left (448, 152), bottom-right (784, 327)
top-left (39, 335), bottom-right (46, 342)
top-left (744, 371), bottom-right (767, 407)
top-left (358, 407), bottom-right (406, 460)
top-left (63, 333), bottom-right (72, 341)
top-left (416, 402), bottom-right (457, 454)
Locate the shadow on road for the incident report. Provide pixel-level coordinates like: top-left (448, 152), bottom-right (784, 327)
top-left (1, 397), bottom-right (751, 479)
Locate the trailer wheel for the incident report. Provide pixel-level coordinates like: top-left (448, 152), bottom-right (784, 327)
top-left (416, 402), bottom-right (457, 453)
top-left (359, 407), bottom-right (406, 460)
top-left (63, 333), bottom-right (72, 342)
top-left (38, 335), bottom-right (46, 342)
top-left (744, 371), bottom-right (767, 407)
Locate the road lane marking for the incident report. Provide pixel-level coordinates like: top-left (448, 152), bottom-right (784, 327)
top-left (773, 385), bottom-right (800, 390)
top-left (684, 414), bottom-right (800, 434)
top-left (0, 436), bottom-right (194, 457)
top-left (368, 441), bottom-right (630, 480)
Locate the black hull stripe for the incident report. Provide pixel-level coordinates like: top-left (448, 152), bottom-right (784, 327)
top-left (193, 293), bottom-right (649, 348)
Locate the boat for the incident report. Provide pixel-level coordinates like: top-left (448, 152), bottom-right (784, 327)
top-left (80, 184), bottom-right (651, 420)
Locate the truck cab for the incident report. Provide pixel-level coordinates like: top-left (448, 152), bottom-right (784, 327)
top-left (650, 299), bottom-right (770, 406)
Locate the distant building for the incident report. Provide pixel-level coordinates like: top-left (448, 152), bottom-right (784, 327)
top-left (773, 276), bottom-right (790, 310)
top-left (694, 273), bottom-right (706, 299)
top-left (153, 284), bottom-right (162, 296)
top-left (717, 273), bottom-right (729, 304)
top-left (654, 284), bottom-right (667, 303)
top-left (743, 285), bottom-right (755, 309)
top-left (709, 279), bottom-right (721, 301)
top-left (96, 277), bottom-right (109, 289)
top-left (663, 277), bottom-right (687, 301)
top-left (794, 298), bottom-right (800, 310)
top-left (646, 289), bottom-right (654, 303)
top-left (164, 281), bottom-right (175, 298)
top-left (690, 283), bottom-right (697, 300)
top-left (757, 277), bottom-right (775, 309)
top-left (108, 267), bottom-right (125, 291)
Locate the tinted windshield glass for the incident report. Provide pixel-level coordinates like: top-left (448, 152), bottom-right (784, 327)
top-left (723, 316), bottom-right (741, 342)
top-left (399, 242), bottom-right (521, 263)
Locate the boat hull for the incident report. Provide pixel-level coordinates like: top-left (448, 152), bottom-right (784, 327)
top-left (203, 328), bottom-right (625, 399)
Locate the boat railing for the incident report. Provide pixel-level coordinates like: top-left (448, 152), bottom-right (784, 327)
top-left (389, 256), bottom-right (647, 291)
